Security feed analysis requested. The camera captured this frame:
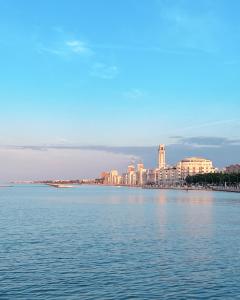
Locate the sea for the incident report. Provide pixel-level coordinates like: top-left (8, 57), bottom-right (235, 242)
top-left (1, 184), bottom-right (240, 299)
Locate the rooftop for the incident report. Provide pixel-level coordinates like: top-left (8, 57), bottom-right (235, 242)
top-left (181, 157), bottom-right (211, 163)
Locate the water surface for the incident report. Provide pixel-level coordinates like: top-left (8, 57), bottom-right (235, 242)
top-left (1, 185), bottom-right (240, 299)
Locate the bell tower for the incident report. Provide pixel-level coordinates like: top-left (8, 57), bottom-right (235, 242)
top-left (158, 144), bottom-right (166, 169)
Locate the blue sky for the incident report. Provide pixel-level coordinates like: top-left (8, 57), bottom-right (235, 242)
top-left (0, 0), bottom-right (240, 180)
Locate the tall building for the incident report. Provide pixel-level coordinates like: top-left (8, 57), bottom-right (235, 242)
top-left (137, 163), bottom-right (144, 172)
top-left (127, 164), bottom-right (135, 173)
top-left (127, 165), bottom-right (136, 185)
top-left (136, 163), bottom-right (146, 185)
top-left (158, 144), bottom-right (166, 169)
top-left (109, 170), bottom-right (119, 185)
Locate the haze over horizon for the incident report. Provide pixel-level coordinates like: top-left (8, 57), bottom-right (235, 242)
top-left (0, 0), bottom-right (240, 182)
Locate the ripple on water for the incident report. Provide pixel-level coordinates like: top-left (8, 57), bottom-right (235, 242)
top-left (0, 186), bottom-right (240, 299)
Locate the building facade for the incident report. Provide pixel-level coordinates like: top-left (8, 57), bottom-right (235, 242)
top-left (156, 167), bottom-right (180, 184)
top-left (176, 157), bottom-right (216, 179)
top-left (109, 170), bottom-right (119, 185)
top-left (225, 164), bottom-right (240, 174)
top-left (158, 144), bottom-right (166, 169)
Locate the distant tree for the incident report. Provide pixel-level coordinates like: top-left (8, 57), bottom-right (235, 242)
top-left (186, 173), bottom-right (240, 187)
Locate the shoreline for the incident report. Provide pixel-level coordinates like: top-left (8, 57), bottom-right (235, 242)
top-left (94, 183), bottom-right (240, 194)
top-left (82, 183), bottom-right (240, 194)
top-left (142, 185), bottom-right (240, 193)
top-left (7, 183), bottom-right (240, 194)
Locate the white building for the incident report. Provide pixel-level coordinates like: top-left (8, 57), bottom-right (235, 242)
top-left (109, 170), bottom-right (119, 185)
top-left (156, 156), bottom-right (216, 185)
top-left (176, 157), bottom-right (216, 179)
top-left (136, 163), bottom-right (146, 186)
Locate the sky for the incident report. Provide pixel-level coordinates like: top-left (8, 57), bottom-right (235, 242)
top-left (0, 0), bottom-right (240, 181)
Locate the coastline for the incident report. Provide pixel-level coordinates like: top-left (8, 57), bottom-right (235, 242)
top-left (82, 183), bottom-right (240, 194)
top-left (7, 182), bottom-right (240, 194)
top-left (142, 185), bottom-right (240, 193)
top-left (94, 183), bottom-right (240, 194)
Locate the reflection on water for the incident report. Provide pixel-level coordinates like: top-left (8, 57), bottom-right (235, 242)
top-left (157, 191), bottom-right (167, 204)
top-left (0, 185), bottom-right (240, 299)
top-left (154, 190), bottom-right (214, 241)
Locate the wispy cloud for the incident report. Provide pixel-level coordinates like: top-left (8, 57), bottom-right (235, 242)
top-left (88, 42), bottom-right (211, 57)
top-left (173, 136), bottom-right (240, 148)
top-left (90, 62), bottom-right (118, 79)
top-left (37, 39), bottom-right (93, 57)
top-left (36, 44), bottom-right (67, 57)
top-left (123, 89), bottom-right (145, 99)
top-left (2, 142), bottom-right (240, 169)
top-left (37, 32), bottom-right (207, 59)
top-left (174, 119), bottom-right (240, 133)
top-left (0, 144), bottom-right (148, 157)
top-left (65, 40), bottom-right (93, 55)
top-left (36, 29), bottom-right (119, 79)
top-left (157, 0), bottom-right (222, 54)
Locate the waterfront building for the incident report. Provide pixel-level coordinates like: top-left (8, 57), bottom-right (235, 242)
top-left (127, 170), bottom-right (136, 185)
top-left (176, 157), bottom-right (216, 179)
top-left (127, 164), bottom-right (135, 172)
top-left (117, 175), bottom-right (123, 185)
top-left (137, 163), bottom-right (144, 171)
top-left (156, 156), bottom-right (216, 185)
top-left (158, 144), bottom-right (166, 169)
top-left (136, 163), bottom-right (146, 185)
top-left (101, 172), bottom-right (110, 184)
top-left (156, 167), bottom-right (180, 185)
top-left (146, 169), bottom-right (156, 184)
top-left (121, 173), bottom-right (128, 185)
top-left (126, 164), bottom-right (137, 185)
top-left (109, 170), bottom-right (119, 185)
top-left (225, 164), bottom-right (240, 174)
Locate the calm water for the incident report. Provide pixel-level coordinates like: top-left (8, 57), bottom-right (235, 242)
top-left (1, 185), bottom-right (240, 299)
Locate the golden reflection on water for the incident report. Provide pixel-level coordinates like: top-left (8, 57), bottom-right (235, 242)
top-left (157, 192), bottom-right (167, 205)
top-left (176, 190), bottom-right (214, 205)
top-left (155, 190), bottom-right (214, 240)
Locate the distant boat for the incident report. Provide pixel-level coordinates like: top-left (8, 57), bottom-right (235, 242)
top-left (47, 184), bottom-right (73, 188)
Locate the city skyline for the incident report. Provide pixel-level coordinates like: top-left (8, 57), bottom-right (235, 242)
top-left (100, 144), bottom-right (217, 187)
top-left (0, 0), bottom-right (240, 181)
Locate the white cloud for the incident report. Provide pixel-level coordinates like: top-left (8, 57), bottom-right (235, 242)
top-left (37, 37), bottom-right (93, 57)
top-left (90, 62), bottom-right (119, 79)
top-left (65, 40), bottom-right (93, 55)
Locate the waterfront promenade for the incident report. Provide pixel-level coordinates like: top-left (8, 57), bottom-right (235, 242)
top-left (79, 182), bottom-right (240, 194)
top-left (142, 184), bottom-right (240, 193)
